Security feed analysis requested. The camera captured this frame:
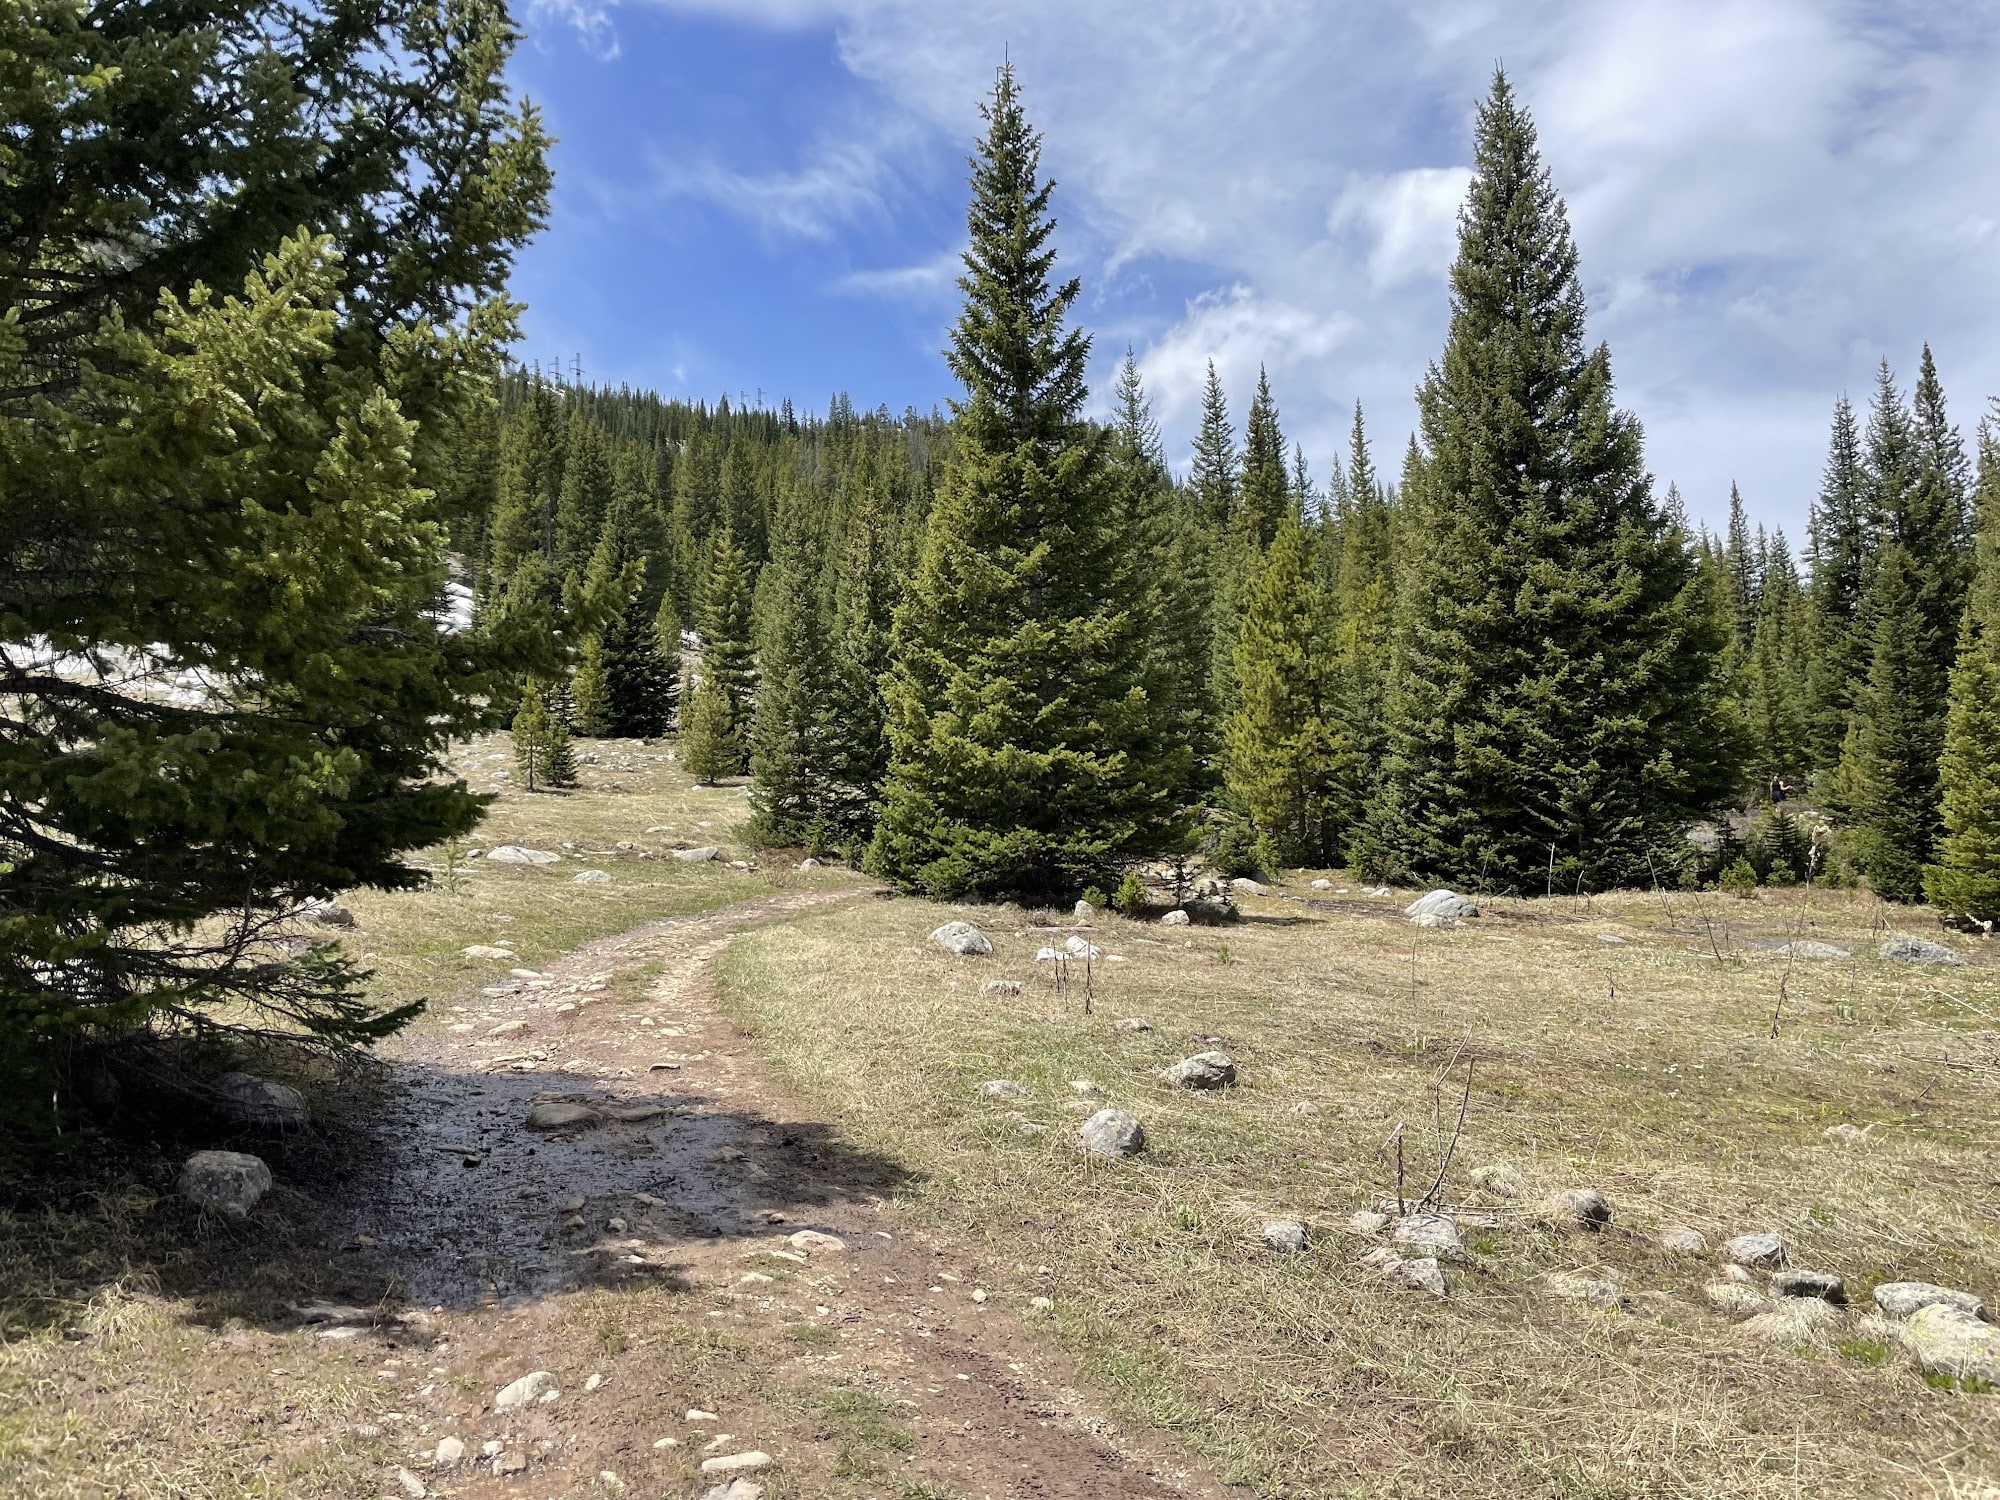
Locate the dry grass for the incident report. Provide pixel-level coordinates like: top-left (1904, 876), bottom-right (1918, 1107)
top-left (718, 878), bottom-right (2000, 1498)
top-left (0, 734), bottom-right (851, 1499)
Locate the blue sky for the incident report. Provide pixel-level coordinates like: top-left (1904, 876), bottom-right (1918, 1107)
top-left (508, 0), bottom-right (2000, 537)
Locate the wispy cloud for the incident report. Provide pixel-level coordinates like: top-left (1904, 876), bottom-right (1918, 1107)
top-left (833, 247), bottom-right (964, 302)
top-left (526, 0), bottom-right (620, 58)
top-left (650, 123), bottom-right (917, 241)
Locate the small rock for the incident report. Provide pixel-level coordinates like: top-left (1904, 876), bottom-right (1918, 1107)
top-left (686, 1409), bottom-right (719, 1421)
top-left (1309, 878), bottom-right (1333, 890)
top-left (1657, 1226), bottom-right (1708, 1256)
top-left (1162, 1051), bottom-right (1236, 1089)
top-left (787, 1230), bottom-right (846, 1254)
top-left (178, 1150), bottom-right (273, 1220)
top-left (487, 845), bottom-right (560, 865)
top-left (1595, 933), bottom-right (1626, 945)
top-left (1743, 1296), bottom-right (1845, 1349)
top-left (1901, 1303), bottom-right (2000, 1384)
top-left (1543, 1271), bottom-right (1628, 1311)
top-left (674, 846), bottom-right (719, 862)
top-left (698, 1481), bottom-right (766, 1500)
top-left (597, 1473), bottom-right (624, 1492)
top-left (494, 1451), bottom-right (529, 1475)
top-left (1723, 1263), bottom-right (1754, 1284)
top-left (1231, 877), bottom-right (1268, 896)
top-left (797, 858), bottom-right (821, 870)
top-left (1785, 940), bottom-right (1852, 960)
top-left (1114, 1017), bottom-right (1152, 1031)
top-left (1078, 1107), bottom-right (1145, 1159)
top-left (1030, 1295), bottom-right (1054, 1312)
top-left (978, 1079), bottom-right (1027, 1100)
top-left (1158, 909), bottom-right (1190, 926)
top-left (1704, 1282), bottom-right (1769, 1317)
top-left (1723, 1232), bottom-right (1789, 1269)
top-left (573, 869), bottom-right (612, 885)
top-left (606, 1217), bottom-right (626, 1232)
top-left (433, 1436), bottom-right (466, 1467)
top-left (1291, 1100), bottom-right (1322, 1116)
top-left (1063, 934), bottom-right (1104, 960)
top-left (395, 1467), bottom-right (428, 1498)
top-left (1364, 1247), bottom-right (1447, 1295)
top-left (1821, 1123), bottom-right (1868, 1146)
top-left (1404, 889), bottom-right (1479, 919)
top-left (526, 1101), bottom-right (601, 1131)
top-left (487, 1019), bottom-right (530, 1037)
top-left (1347, 1210), bottom-right (1391, 1235)
top-left (1392, 1213), bottom-right (1467, 1262)
top-left (700, 1451), bottom-right (773, 1475)
top-left (1411, 912), bottom-right (1455, 928)
top-left (1771, 1270), bottom-right (1846, 1304)
top-left (493, 1370), bottom-right (556, 1412)
top-left (210, 1071), bottom-right (308, 1128)
top-left (1879, 933), bottom-right (1961, 965)
top-left (1468, 1163), bottom-right (1526, 1199)
top-left (303, 900), bottom-right (357, 928)
top-left (1552, 1188), bottom-right (1612, 1232)
top-left (981, 979), bottom-right (1022, 996)
top-left (929, 921), bottom-right (993, 956)
top-left (1073, 899), bottom-right (1096, 920)
top-left (1263, 1220), bottom-right (1309, 1253)
top-left (462, 945), bottom-right (517, 961)
top-left (1872, 1282), bottom-right (1989, 1322)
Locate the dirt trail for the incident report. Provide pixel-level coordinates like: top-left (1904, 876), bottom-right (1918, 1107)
top-left (343, 889), bottom-right (1228, 1500)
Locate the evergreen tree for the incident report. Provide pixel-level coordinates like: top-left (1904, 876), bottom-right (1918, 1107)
top-left (486, 383), bottom-right (565, 593)
top-left (1189, 362), bottom-right (1238, 531)
top-left (1723, 482), bottom-right (1759, 651)
top-left (1238, 366), bottom-right (1289, 548)
top-left (1113, 350), bottom-right (1217, 796)
top-left (1225, 518), bottom-right (1351, 864)
top-left (0, 0), bottom-right (551, 1093)
top-left (695, 525), bottom-right (757, 772)
top-left (1844, 548), bottom-right (1943, 902)
top-left (545, 711), bottom-right (578, 789)
top-left (1359, 72), bottom-right (1731, 892)
top-left (584, 493), bottom-right (674, 738)
top-left (1924, 409), bottom-right (2000, 923)
top-left (820, 501), bottom-right (897, 849)
top-left (513, 682), bottom-right (555, 792)
top-left (555, 414), bottom-right (613, 579)
top-left (1804, 395), bottom-right (1867, 780)
top-left (869, 65), bottom-right (1189, 900)
top-left (679, 675), bottom-right (734, 786)
top-left (570, 636), bottom-right (610, 736)
top-left (1328, 404), bottom-right (1396, 823)
top-left (1743, 531), bottom-right (1808, 792)
top-left (748, 482), bottom-right (836, 847)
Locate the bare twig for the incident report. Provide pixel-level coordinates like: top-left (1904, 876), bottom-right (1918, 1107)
top-left (1419, 1052), bottom-right (1474, 1211)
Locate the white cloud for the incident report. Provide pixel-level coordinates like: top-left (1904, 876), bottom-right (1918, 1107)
top-left (527, 0), bottom-right (619, 57)
top-left (833, 247), bottom-right (964, 302)
top-left (589, 0), bottom-right (2000, 531)
top-left (1329, 168), bottom-right (1475, 290)
top-left (651, 124), bottom-right (915, 241)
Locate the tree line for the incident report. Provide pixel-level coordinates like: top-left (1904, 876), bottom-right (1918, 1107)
top-left (477, 67), bottom-right (2000, 919)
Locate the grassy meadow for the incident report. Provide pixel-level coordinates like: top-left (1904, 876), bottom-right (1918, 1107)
top-left (719, 879), bottom-right (2000, 1498)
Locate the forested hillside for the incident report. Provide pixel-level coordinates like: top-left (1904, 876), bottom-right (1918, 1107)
top-left (457, 70), bottom-right (2000, 916)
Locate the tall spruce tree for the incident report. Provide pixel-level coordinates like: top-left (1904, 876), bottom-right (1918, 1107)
top-left (1804, 395), bottom-right (1867, 782)
top-left (1238, 366), bottom-right (1290, 549)
top-left (1723, 483), bottom-right (1759, 652)
top-left (1844, 548), bottom-right (1943, 902)
top-left (1743, 531), bottom-right (1809, 792)
top-left (1328, 403), bottom-right (1396, 828)
top-left (1189, 362), bottom-right (1238, 531)
top-left (1925, 409), bottom-right (2000, 922)
top-left (1113, 351), bottom-right (1217, 795)
top-left (1359, 72), bottom-right (1731, 892)
top-left (748, 480), bottom-right (836, 847)
top-left (695, 525), bottom-right (757, 773)
top-left (868, 66), bottom-right (1188, 900)
top-left (1225, 518), bottom-right (1351, 864)
top-left (819, 500), bottom-right (897, 850)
